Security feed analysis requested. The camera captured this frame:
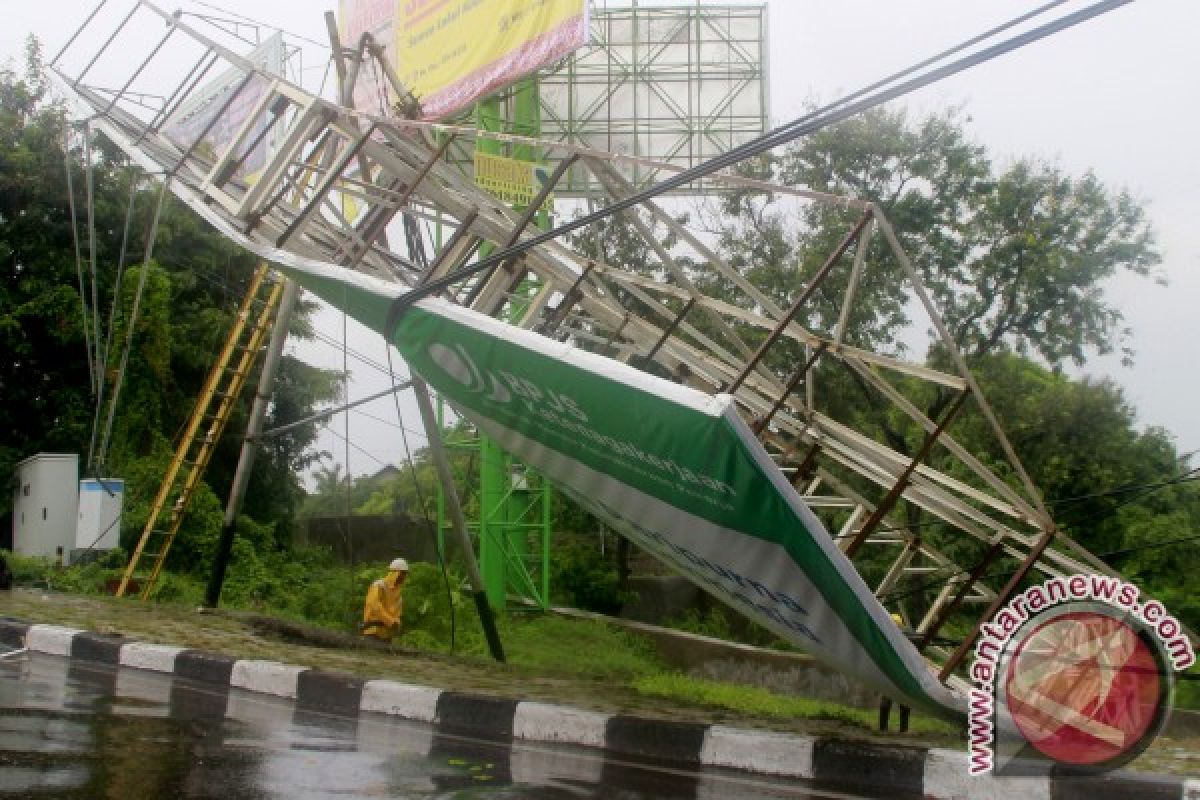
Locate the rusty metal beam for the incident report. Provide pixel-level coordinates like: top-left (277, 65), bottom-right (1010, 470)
top-left (916, 538), bottom-right (1005, 651)
top-left (939, 527), bottom-right (1056, 680)
top-left (753, 341), bottom-right (829, 436)
top-left (844, 389), bottom-right (970, 558)
top-left (729, 213), bottom-right (871, 392)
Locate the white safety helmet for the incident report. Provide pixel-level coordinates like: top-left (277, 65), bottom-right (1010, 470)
top-left (388, 558), bottom-right (409, 572)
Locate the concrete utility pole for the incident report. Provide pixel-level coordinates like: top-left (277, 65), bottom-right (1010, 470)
top-left (205, 279), bottom-right (299, 607)
top-left (411, 374), bottom-right (506, 663)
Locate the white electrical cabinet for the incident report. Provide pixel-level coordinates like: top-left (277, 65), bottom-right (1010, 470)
top-left (76, 479), bottom-right (124, 553)
top-left (12, 453), bottom-right (79, 564)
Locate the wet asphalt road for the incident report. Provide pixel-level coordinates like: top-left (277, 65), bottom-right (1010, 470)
top-left (0, 649), bottom-right (890, 799)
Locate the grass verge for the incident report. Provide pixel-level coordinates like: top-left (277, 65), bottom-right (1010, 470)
top-left (633, 673), bottom-right (958, 736)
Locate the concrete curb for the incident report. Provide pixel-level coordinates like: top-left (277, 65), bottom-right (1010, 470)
top-left (0, 617), bottom-right (1191, 798)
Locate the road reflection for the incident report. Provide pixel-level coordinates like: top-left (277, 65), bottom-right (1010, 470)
top-left (0, 650), bottom-right (873, 799)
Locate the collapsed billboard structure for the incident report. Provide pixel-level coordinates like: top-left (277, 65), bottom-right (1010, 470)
top-left (49, 0), bottom-right (1141, 715)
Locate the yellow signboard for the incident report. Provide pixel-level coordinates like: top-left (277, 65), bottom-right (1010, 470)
top-left (396, 0), bottom-right (589, 119)
top-left (474, 151), bottom-right (555, 209)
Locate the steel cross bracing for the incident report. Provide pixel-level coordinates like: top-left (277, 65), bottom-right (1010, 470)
top-left (51, 0), bottom-right (1150, 676)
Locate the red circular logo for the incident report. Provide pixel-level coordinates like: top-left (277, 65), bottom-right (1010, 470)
top-left (1003, 609), bottom-right (1168, 768)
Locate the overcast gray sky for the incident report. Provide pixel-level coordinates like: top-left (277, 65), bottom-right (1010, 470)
top-left (5, 0), bottom-right (1197, 478)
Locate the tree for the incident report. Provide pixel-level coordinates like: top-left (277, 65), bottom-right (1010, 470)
top-left (0, 38), bottom-right (338, 562)
top-left (952, 354), bottom-right (1200, 630)
top-left (717, 107), bottom-right (1162, 367)
top-left (300, 463), bottom-right (377, 517)
top-left (0, 39), bottom-right (93, 486)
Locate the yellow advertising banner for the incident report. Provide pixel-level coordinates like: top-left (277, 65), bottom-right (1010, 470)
top-left (396, 0), bottom-right (589, 119)
top-left (474, 151), bottom-right (555, 209)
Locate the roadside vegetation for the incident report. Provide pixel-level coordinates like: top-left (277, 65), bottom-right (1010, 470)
top-left (632, 673), bottom-right (954, 735)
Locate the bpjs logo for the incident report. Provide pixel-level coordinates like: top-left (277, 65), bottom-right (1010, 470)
top-left (428, 342), bottom-right (589, 423)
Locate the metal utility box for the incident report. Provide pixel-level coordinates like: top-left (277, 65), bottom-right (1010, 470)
top-left (12, 453), bottom-right (80, 564)
top-left (75, 479), bottom-right (124, 554)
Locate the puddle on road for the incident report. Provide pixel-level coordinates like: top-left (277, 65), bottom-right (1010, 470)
top-left (0, 652), bottom-right (837, 799)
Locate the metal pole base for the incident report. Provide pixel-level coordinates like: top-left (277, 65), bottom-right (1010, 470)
top-left (471, 589), bottom-right (506, 663)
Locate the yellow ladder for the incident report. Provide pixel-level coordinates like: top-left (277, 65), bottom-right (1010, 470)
top-left (116, 263), bottom-right (284, 599)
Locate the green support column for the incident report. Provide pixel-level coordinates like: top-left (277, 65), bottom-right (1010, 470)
top-left (512, 76), bottom-right (550, 229)
top-left (478, 434), bottom-right (509, 609)
top-left (478, 435), bottom-right (551, 612)
top-left (475, 94), bottom-right (505, 269)
top-left (436, 79), bottom-right (553, 612)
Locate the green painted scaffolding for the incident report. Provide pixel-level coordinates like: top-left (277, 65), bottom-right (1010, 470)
top-left (434, 77), bottom-right (554, 611)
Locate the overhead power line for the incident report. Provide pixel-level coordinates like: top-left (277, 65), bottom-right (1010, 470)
top-left (181, 0), bottom-right (332, 50)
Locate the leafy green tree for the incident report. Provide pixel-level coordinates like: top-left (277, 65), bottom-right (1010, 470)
top-left (301, 463), bottom-right (385, 517)
top-left (0, 39), bottom-right (93, 487)
top-left (0, 38), bottom-right (337, 565)
top-left (718, 107), bottom-right (1161, 367)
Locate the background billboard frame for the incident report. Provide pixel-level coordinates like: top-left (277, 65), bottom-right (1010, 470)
top-left (537, 2), bottom-right (770, 196)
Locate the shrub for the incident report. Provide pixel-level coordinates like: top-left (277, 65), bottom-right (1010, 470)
top-left (550, 535), bottom-right (632, 614)
top-left (666, 606), bottom-right (793, 650)
top-left (398, 562), bottom-right (469, 645)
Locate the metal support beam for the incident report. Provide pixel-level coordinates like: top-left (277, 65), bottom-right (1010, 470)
top-left (75, 3), bottom-right (138, 83)
top-left (363, 35), bottom-right (421, 117)
top-left (99, 25), bottom-right (176, 116)
top-left (252, 380), bottom-right (415, 441)
top-left (168, 71), bottom-right (256, 176)
top-left (275, 123), bottom-right (376, 247)
top-left (939, 526), bottom-right (1056, 680)
top-left (323, 11), bottom-right (349, 94)
top-left (753, 341), bottom-right (829, 436)
top-left (788, 442), bottom-right (823, 488)
top-left (411, 374), bottom-right (506, 663)
top-left (833, 217), bottom-right (874, 347)
top-left (644, 297), bottom-right (695, 362)
top-left (844, 389), bottom-right (970, 558)
top-left (50, 0), bottom-right (109, 67)
top-left (275, 123), bottom-right (377, 247)
top-left (205, 278), bottom-right (299, 607)
top-left (875, 537), bottom-right (921, 598)
top-left (418, 208), bottom-right (481, 288)
top-left (137, 49), bottom-right (218, 146)
top-left (730, 213), bottom-right (871, 392)
top-left (332, 135), bottom-right (458, 267)
top-left (875, 212), bottom-right (1052, 524)
top-left (916, 538), bottom-right (1005, 651)
top-left (538, 262), bottom-right (593, 337)
top-left (467, 154), bottom-right (577, 313)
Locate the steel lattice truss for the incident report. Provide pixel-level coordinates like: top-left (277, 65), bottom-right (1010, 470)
top-left (52, 1), bottom-right (1141, 676)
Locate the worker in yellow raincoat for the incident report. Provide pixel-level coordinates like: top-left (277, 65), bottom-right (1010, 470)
top-left (361, 558), bottom-right (409, 640)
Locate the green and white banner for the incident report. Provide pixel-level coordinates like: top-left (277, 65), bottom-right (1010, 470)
top-left (282, 263), bottom-right (963, 715)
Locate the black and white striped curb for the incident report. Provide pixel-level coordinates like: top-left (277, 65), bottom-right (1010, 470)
top-left (1, 619), bottom-right (1194, 799)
